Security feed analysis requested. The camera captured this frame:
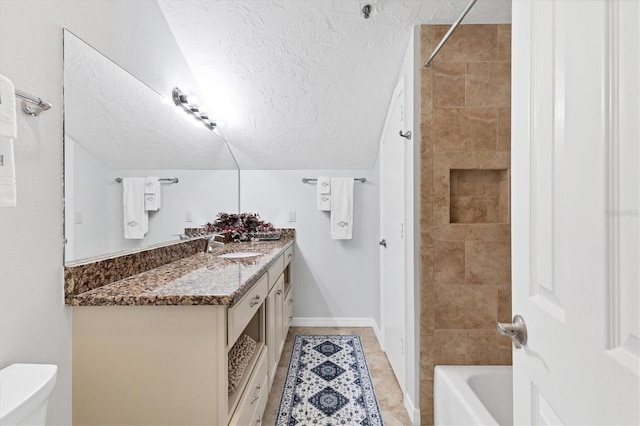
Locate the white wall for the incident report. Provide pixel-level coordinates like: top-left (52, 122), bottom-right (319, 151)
top-left (240, 170), bottom-right (380, 325)
top-left (0, 2), bottom-right (197, 424)
top-left (72, 140), bottom-right (110, 260)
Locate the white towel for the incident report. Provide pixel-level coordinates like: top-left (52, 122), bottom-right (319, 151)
top-left (123, 178), bottom-right (148, 239)
top-left (330, 178), bottom-right (354, 240)
top-left (317, 176), bottom-right (331, 211)
top-left (144, 176), bottom-right (161, 211)
top-left (0, 74), bottom-right (17, 207)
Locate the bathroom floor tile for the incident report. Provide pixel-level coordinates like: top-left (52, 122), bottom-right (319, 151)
top-left (263, 327), bottom-right (413, 425)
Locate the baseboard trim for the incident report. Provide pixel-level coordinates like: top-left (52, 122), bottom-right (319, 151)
top-left (404, 392), bottom-right (421, 425)
top-left (291, 317), bottom-right (375, 328)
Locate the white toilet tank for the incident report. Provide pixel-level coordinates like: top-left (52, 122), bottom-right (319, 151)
top-left (0, 364), bottom-right (57, 426)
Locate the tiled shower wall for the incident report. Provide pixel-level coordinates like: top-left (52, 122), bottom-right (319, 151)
top-left (419, 24), bottom-right (512, 424)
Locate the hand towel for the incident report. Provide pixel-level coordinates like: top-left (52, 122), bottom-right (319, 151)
top-left (330, 178), bottom-right (354, 240)
top-left (0, 74), bottom-right (17, 207)
top-left (317, 176), bottom-right (331, 211)
top-left (144, 176), bottom-right (161, 211)
top-left (123, 177), bottom-right (148, 239)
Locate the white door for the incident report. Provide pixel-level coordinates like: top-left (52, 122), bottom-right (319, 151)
top-left (512, 1), bottom-right (639, 424)
top-left (380, 77), bottom-right (406, 389)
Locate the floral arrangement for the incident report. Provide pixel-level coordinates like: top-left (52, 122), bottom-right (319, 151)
top-left (204, 213), bottom-right (278, 242)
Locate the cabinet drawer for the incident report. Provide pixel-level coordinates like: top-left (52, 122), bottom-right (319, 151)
top-left (228, 275), bottom-right (268, 347)
top-left (284, 245), bottom-right (294, 267)
top-left (268, 254), bottom-right (285, 290)
top-left (229, 348), bottom-right (268, 426)
top-left (252, 367), bottom-right (270, 426)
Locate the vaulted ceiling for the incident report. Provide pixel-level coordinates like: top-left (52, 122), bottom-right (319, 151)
top-left (158, 0), bottom-right (511, 170)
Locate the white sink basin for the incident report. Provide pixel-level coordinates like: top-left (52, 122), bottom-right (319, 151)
top-left (217, 252), bottom-right (261, 259)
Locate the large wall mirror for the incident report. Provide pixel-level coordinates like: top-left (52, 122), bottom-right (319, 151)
top-left (64, 30), bottom-right (239, 263)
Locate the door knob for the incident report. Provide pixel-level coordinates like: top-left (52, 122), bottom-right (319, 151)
top-left (379, 239), bottom-right (387, 247)
top-left (399, 130), bottom-right (412, 140)
top-left (497, 315), bottom-right (527, 349)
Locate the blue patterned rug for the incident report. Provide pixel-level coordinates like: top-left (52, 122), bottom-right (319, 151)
top-left (275, 335), bottom-right (384, 426)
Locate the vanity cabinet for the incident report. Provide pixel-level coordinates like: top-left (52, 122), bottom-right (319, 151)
top-left (266, 245), bottom-right (293, 386)
top-left (266, 274), bottom-right (284, 386)
top-left (72, 242), bottom-right (293, 426)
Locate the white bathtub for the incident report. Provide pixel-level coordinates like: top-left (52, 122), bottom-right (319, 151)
top-left (434, 365), bottom-right (513, 426)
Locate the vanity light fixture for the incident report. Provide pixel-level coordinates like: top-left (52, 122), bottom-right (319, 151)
top-left (172, 87), bottom-right (217, 130)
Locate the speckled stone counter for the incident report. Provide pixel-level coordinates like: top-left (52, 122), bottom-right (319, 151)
top-left (69, 236), bottom-right (293, 306)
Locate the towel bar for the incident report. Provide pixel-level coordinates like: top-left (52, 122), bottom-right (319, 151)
top-left (302, 177), bottom-right (366, 184)
top-left (114, 177), bottom-right (179, 184)
top-left (15, 89), bottom-right (52, 116)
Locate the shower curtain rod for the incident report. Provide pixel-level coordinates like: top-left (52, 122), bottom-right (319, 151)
top-left (424, 0), bottom-right (478, 67)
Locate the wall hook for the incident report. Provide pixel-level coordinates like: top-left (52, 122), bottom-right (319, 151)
top-left (399, 130), bottom-right (412, 140)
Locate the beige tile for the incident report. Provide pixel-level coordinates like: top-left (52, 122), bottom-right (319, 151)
top-left (465, 286), bottom-right (499, 329)
top-left (497, 24), bottom-right (512, 61)
top-left (494, 333), bottom-right (514, 365)
top-left (434, 329), bottom-right (467, 365)
top-left (450, 196), bottom-right (489, 223)
top-left (421, 277), bottom-right (435, 334)
top-left (433, 107), bottom-right (497, 152)
top-left (463, 180), bottom-right (501, 197)
top-left (433, 196), bottom-right (450, 226)
top-left (421, 68), bottom-right (433, 117)
top-left (466, 329), bottom-right (498, 365)
top-left (433, 152), bottom-right (465, 196)
top-left (497, 107), bottom-right (511, 151)
top-left (433, 63), bottom-right (466, 107)
top-left (499, 178), bottom-right (510, 223)
top-left (420, 25), bottom-right (437, 63)
top-left (466, 151), bottom-right (510, 168)
top-left (486, 197), bottom-right (501, 223)
top-left (431, 24), bottom-right (497, 63)
top-left (463, 108), bottom-right (498, 151)
top-left (420, 378), bottom-right (434, 426)
top-left (433, 240), bottom-right (465, 285)
top-left (421, 334), bottom-right (434, 380)
top-left (422, 201), bottom-right (433, 227)
top-left (434, 285), bottom-right (468, 329)
top-left (465, 241), bottom-right (511, 286)
top-left (421, 158), bottom-right (433, 201)
top-left (431, 223), bottom-right (500, 241)
top-left (495, 224), bottom-right (511, 242)
top-left (421, 224), bottom-right (434, 250)
top-left (349, 327), bottom-right (378, 342)
top-left (434, 108), bottom-right (467, 152)
top-left (467, 329), bottom-right (513, 365)
top-left (421, 120), bottom-right (433, 160)
top-left (498, 285), bottom-right (512, 323)
top-left (466, 62), bottom-right (511, 107)
top-left (433, 284), bottom-right (498, 329)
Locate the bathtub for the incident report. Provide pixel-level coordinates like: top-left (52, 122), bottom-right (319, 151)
top-left (434, 365), bottom-right (513, 426)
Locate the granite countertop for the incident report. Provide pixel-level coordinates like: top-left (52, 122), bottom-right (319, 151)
top-left (70, 237), bottom-right (293, 307)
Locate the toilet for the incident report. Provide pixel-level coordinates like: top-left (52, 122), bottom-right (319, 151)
top-left (0, 364), bottom-right (57, 425)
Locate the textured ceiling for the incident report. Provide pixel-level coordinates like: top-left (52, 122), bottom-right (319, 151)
top-left (158, 0), bottom-right (511, 170)
top-left (65, 30), bottom-right (238, 170)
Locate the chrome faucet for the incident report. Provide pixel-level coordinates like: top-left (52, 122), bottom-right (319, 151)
top-left (206, 233), bottom-right (226, 252)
